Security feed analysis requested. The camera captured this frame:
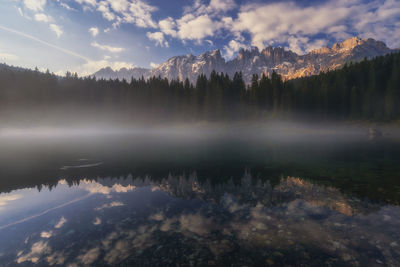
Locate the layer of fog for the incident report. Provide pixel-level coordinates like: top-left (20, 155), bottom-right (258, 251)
top-left (0, 120), bottom-right (399, 143)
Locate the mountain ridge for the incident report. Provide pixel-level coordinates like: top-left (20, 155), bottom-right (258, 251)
top-left (93, 37), bottom-right (395, 83)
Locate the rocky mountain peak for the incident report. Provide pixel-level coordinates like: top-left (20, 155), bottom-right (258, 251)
top-left (93, 37), bottom-right (395, 83)
top-left (237, 47), bottom-right (259, 60)
top-left (332, 36), bottom-right (364, 51)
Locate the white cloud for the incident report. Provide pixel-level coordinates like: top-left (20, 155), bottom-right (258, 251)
top-left (17, 7), bottom-right (24, 17)
top-left (150, 62), bottom-right (159, 68)
top-left (34, 13), bottom-right (52, 23)
top-left (184, 0), bottom-right (235, 16)
top-left (209, 0), bottom-right (237, 12)
top-left (146, 32), bottom-right (168, 47)
top-left (89, 27), bottom-right (99, 37)
top-left (60, 2), bottom-right (76, 11)
top-left (159, 17), bottom-right (177, 37)
top-left (287, 36), bottom-right (310, 55)
top-left (97, 2), bottom-right (116, 21)
top-left (162, 0), bottom-right (233, 44)
top-left (305, 39), bottom-right (328, 53)
top-left (223, 39), bottom-right (246, 59)
top-left (228, 0), bottom-right (400, 50)
top-left (91, 41), bottom-right (125, 52)
top-left (75, 0), bottom-right (96, 7)
top-left (75, 0), bottom-right (157, 28)
top-left (108, 0), bottom-right (129, 13)
top-left (23, 0), bottom-right (46, 12)
top-left (120, 0), bottom-right (158, 28)
top-left (177, 14), bottom-right (219, 42)
top-left (160, 0), bottom-right (398, 52)
top-left (351, 0), bottom-right (400, 48)
top-left (49, 24), bottom-right (63, 37)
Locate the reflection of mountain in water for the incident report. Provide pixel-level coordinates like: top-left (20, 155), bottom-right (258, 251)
top-left (94, 173), bottom-right (379, 216)
top-left (0, 173), bottom-right (399, 266)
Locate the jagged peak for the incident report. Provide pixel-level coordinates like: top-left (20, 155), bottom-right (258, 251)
top-left (93, 36), bottom-right (393, 83)
top-left (310, 37), bottom-right (389, 54)
top-left (331, 36), bottom-right (372, 51)
top-left (101, 66), bottom-right (113, 71)
top-left (200, 49), bottom-right (222, 58)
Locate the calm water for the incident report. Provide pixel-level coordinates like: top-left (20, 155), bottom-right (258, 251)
top-left (0, 124), bottom-right (399, 266)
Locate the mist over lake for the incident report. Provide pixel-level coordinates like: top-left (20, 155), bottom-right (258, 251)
top-left (0, 121), bottom-right (400, 265)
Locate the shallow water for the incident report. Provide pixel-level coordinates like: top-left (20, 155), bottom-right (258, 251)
top-left (0, 125), bottom-right (399, 266)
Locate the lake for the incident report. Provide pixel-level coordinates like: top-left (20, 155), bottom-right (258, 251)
top-left (0, 123), bottom-right (399, 266)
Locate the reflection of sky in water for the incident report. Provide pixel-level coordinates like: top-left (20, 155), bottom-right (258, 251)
top-left (0, 175), bottom-right (399, 266)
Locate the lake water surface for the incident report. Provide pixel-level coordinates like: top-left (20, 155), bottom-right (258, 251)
top-left (0, 124), bottom-right (399, 266)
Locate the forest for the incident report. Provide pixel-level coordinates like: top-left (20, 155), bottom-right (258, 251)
top-left (0, 52), bottom-right (399, 124)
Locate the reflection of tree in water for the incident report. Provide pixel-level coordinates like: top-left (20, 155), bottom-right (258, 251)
top-left (1, 173), bottom-right (399, 266)
top-left (119, 173), bottom-right (379, 216)
top-left (135, 174), bottom-right (399, 266)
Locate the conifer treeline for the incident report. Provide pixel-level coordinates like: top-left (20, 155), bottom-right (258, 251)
top-left (0, 52), bottom-right (399, 124)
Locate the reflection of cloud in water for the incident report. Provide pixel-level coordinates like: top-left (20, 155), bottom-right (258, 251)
top-left (99, 226), bottom-right (157, 264)
top-left (104, 240), bottom-right (132, 264)
top-left (101, 231), bottom-right (120, 249)
top-left (95, 201), bottom-right (124, 210)
top-left (55, 216), bottom-right (67, 229)
top-left (93, 217), bottom-right (102, 225)
top-left (41, 231), bottom-right (53, 238)
top-left (46, 251), bottom-right (66, 265)
top-left (81, 180), bottom-right (136, 195)
top-left (3, 173), bottom-right (400, 266)
top-left (16, 241), bottom-right (51, 264)
top-left (0, 194), bottom-right (22, 209)
top-left (179, 213), bottom-right (216, 236)
top-left (77, 247), bottom-right (101, 265)
top-left (148, 212), bottom-right (164, 221)
top-left (0, 195), bottom-right (88, 231)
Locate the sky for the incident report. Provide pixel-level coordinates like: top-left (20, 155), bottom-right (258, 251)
top-left (0, 0), bottom-right (399, 76)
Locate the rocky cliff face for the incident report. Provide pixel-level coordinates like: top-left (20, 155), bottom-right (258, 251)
top-left (92, 37), bottom-right (394, 83)
top-left (150, 49), bottom-right (226, 82)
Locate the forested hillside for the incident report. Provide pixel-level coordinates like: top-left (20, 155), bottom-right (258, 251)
top-left (0, 52), bottom-right (399, 125)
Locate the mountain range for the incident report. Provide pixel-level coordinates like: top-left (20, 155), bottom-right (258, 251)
top-left (93, 37), bottom-right (396, 83)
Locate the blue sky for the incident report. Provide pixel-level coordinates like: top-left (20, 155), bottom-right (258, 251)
top-left (0, 0), bottom-right (399, 75)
